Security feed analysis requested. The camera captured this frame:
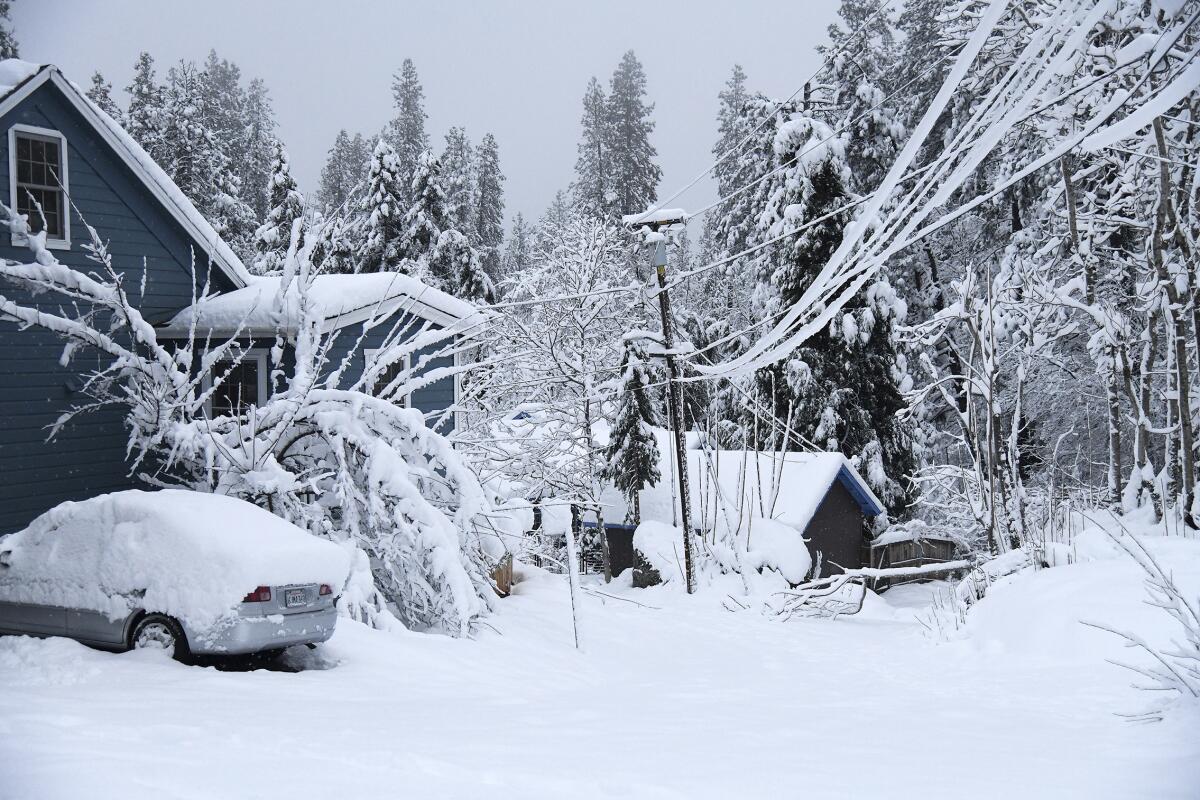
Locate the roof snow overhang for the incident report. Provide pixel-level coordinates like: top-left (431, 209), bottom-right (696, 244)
top-left (0, 61), bottom-right (252, 289)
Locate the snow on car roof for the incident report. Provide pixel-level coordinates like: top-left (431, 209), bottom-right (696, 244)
top-left (0, 489), bottom-right (351, 630)
top-left (0, 60), bottom-right (253, 289)
top-left (158, 272), bottom-right (483, 337)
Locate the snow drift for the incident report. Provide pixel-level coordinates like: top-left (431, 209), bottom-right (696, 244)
top-left (0, 490), bottom-right (351, 630)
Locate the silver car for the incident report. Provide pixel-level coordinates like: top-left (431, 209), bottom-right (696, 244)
top-left (0, 547), bottom-right (338, 661)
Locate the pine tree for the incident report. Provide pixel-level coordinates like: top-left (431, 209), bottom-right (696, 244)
top-left (712, 64), bottom-right (749, 198)
top-left (474, 133), bottom-right (505, 280)
top-left (387, 58), bottom-right (429, 201)
top-left (602, 339), bottom-right (661, 524)
top-left (748, 106), bottom-right (913, 513)
top-left (573, 77), bottom-right (612, 218)
top-left (210, 169), bottom-right (257, 259)
top-left (399, 150), bottom-right (450, 279)
top-left (240, 78), bottom-right (276, 222)
top-left (358, 139), bottom-right (407, 274)
top-left (159, 61), bottom-right (224, 214)
top-left (501, 212), bottom-right (532, 281)
top-left (607, 51), bottom-right (662, 218)
top-left (441, 126), bottom-right (477, 236)
top-left (319, 129), bottom-right (372, 212)
top-left (251, 140), bottom-right (305, 276)
top-left (826, 0), bottom-right (904, 194)
top-left (435, 229), bottom-right (495, 303)
top-left (86, 72), bottom-right (121, 120)
top-left (197, 51), bottom-right (246, 162)
top-left (0, 1), bottom-right (18, 60)
top-left (125, 52), bottom-right (165, 163)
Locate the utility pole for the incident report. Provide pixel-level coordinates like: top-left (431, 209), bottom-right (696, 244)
top-left (625, 210), bottom-right (696, 594)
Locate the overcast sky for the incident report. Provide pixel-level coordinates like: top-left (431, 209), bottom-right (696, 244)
top-left (15, 1), bottom-right (841, 225)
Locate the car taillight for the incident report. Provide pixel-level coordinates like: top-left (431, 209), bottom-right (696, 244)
top-left (319, 584), bottom-right (332, 596)
top-left (242, 586), bottom-right (272, 603)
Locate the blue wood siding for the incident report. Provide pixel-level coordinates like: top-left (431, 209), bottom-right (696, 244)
top-left (0, 81), bottom-right (235, 534)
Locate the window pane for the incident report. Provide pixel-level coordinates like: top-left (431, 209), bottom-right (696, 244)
top-left (30, 139), bottom-right (44, 162)
top-left (210, 359), bottom-right (261, 416)
top-left (16, 158), bottom-right (30, 183)
top-left (15, 136), bottom-right (28, 159)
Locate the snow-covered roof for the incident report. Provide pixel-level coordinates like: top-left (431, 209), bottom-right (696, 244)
top-left (598, 430), bottom-right (884, 535)
top-left (158, 272), bottom-right (482, 338)
top-left (0, 60), bottom-right (252, 289)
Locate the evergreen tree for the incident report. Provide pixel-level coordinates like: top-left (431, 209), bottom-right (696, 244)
top-left (240, 78), bottom-right (277, 222)
top-left (86, 71), bottom-right (121, 120)
top-left (435, 229), bottom-right (495, 303)
top-left (387, 58), bottom-right (429, 201)
top-left (712, 64), bottom-right (749, 198)
top-left (210, 169), bottom-right (257, 259)
top-left (573, 77), bottom-right (612, 218)
top-left (748, 107), bottom-right (913, 513)
top-left (440, 126), bottom-right (477, 236)
top-left (474, 133), bottom-right (505, 280)
top-left (0, 1), bottom-right (17, 60)
top-left (399, 149), bottom-right (450, 283)
top-left (607, 51), bottom-right (662, 218)
top-left (251, 140), bottom-right (305, 276)
top-left (160, 61), bottom-right (224, 214)
top-left (319, 129), bottom-right (372, 212)
top-left (197, 50), bottom-right (246, 162)
top-left (501, 212), bottom-right (532, 281)
top-left (825, 0), bottom-right (904, 194)
top-left (125, 52), bottom-right (165, 163)
top-left (602, 338), bottom-right (661, 524)
top-left (358, 139), bottom-right (407, 274)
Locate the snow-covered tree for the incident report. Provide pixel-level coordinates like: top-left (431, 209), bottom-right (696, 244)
top-left (474, 133), bottom-right (505, 280)
top-left (0, 1), bottom-right (17, 60)
top-left (602, 338), bottom-right (661, 525)
top-left (441, 126), bottom-right (477, 237)
top-left (125, 52), bottom-right (165, 163)
top-left (239, 78), bottom-right (277, 222)
top-left (607, 50), bottom-right (662, 218)
top-left (399, 149), bottom-right (451, 283)
top-left (86, 71), bottom-right (121, 120)
top-left (387, 58), bottom-right (430, 201)
top-left (573, 77), bottom-right (612, 219)
top-left (159, 61), bottom-right (224, 214)
top-left (251, 140), bottom-right (305, 276)
top-left (501, 211), bottom-right (532, 281)
top-left (358, 138), bottom-right (408, 274)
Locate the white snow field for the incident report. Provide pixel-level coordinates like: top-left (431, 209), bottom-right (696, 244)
top-left (3, 535), bottom-right (1199, 799)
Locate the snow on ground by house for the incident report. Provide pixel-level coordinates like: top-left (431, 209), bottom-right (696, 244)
top-left (0, 490), bottom-right (350, 630)
top-left (2, 524), bottom-right (1199, 799)
top-left (159, 272), bottom-right (481, 337)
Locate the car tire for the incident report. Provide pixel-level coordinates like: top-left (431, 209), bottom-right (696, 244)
top-left (129, 613), bottom-right (189, 662)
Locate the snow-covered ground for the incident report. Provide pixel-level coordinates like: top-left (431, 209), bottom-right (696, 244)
top-left (3, 535), bottom-right (1199, 799)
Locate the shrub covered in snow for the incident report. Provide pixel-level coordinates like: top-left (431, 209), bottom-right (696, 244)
top-left (0, 203), bottom-right (500, 637)
top-left (0, 490), bottom-right (351, 630)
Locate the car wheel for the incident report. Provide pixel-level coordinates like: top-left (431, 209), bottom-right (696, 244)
top-left (130, 614), bottom-right (189, 661)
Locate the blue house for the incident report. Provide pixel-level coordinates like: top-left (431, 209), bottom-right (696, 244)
top-left (0, 61), bottom-right (473, 534)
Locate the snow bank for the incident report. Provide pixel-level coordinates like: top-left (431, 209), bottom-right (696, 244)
top-left (159, 272), bottom-right (480, 337)
top-left (744, 516), bottom-right (813, 584)
top-left (0, 489), bottom-right (351, 630)
top-left (633, 521), bottom-right (685, 583)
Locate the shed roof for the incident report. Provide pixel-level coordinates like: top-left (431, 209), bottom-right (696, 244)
top-left (0, 60), bottom-right (252, 289)
top-left (599, 429), bottom-right (884, 535)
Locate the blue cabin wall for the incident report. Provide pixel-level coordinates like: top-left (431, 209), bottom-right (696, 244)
top-left (0, 80), bottom-right (236, 534)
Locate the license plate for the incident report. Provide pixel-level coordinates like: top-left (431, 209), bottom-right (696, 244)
top-left (285, 589), bottom-right (307, 608)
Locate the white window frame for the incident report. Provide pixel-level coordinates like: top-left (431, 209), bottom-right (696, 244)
top-left (201, 348), bottom-right (270, 417)
top-left (9, 123), bottom-right (70, 250)
top-left (365, 348), bottom-right (412, 408)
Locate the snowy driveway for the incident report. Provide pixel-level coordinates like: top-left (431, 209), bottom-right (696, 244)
top-left (2, 545), bottom-right (1199, 799)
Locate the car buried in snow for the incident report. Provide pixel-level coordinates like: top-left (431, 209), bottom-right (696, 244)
top-left (0, 489), bottom-right (352, 661)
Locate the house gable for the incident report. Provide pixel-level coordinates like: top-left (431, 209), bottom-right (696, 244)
top-left (0, 73), bottom-right (249, 534)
